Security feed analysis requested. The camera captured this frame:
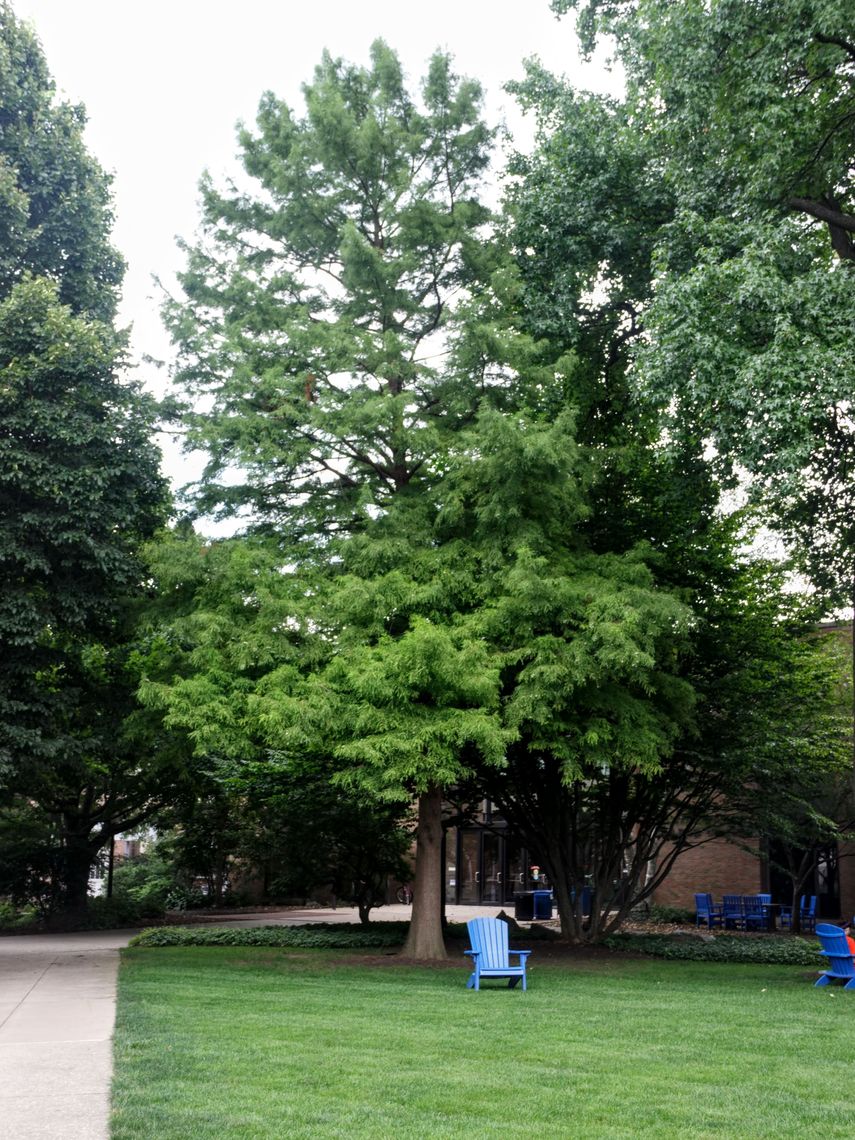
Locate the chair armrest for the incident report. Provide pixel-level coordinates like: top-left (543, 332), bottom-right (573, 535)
top-left (463, 950), bottom-right (480, 960)
top-left (510, 950), bottom-right (532, 962)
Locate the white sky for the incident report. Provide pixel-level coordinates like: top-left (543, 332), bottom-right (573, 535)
top-left (12, 0), bottom-right (618, 490)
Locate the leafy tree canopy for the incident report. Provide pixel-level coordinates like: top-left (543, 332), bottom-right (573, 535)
top-left (166, 38), bottom-right (496, 536)
top-left (0, 3), bottom-right (123, 318)
top-left (548, 0), bottom-right (855, 608)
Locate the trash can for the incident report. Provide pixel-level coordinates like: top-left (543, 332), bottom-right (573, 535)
top-left (514, 892), bottom-right (535, 921)
top-left (532, 889), bottom-right (553, 920)
top-left (570, 886), bottom-right (592, 915)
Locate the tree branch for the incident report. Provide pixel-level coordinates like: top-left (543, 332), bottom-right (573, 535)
top-left (788, 196), bottom-right (855, 234)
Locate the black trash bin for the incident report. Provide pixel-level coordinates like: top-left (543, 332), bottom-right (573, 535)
top-left (514, 892), bottom-right (535, 921)
top-left (532, 889), bottom-right (553, 920)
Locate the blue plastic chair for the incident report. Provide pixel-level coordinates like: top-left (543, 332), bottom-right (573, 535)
top-left (694, 893), bottom-right (724, 929)
top-left (815, 923), bottom-right (855, 990)
top-left (464, 917), bottom-right (531, 991)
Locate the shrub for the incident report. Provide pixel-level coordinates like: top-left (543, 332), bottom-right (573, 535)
top-left (0, 899), bottom-right (38, 931)
top-left (163, 886), bottom-right (207, 911)
top-left (604, 932), bottom-right (820, 965)
top-left (647, 905), bottom-right (696, 925)
top-left (129, 922), bottom-right (411, 950)
top-left (110, 847), bottom-right (177, 915)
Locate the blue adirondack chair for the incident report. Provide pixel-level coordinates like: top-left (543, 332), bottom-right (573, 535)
top-left (815, 923), bottom-right (855, 990)
top-left (464, 917), bottom-right (531, 991)
top-left (694, 893), bottom-right (724, 929)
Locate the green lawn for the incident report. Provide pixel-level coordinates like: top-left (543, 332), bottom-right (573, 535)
top-left (112, 946), bottom-right (852, 1139)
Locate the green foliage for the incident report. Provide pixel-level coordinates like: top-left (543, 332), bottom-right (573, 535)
top-left (156, 43), bottom-right (503, 957)
top-left (110, 846), bottom-right (181, 916)
top-left (604, 932), bottom-right (821, 966)
top-left (551, 0), bottom-right (855, 608)
top-left (0, 799), bottom-right (64, 917)
top-left (0, 4), bottom-right (123, 318)
top-left (129, 922), bottom-right (409, 950)
top-left (166, 39), bottom-right (495, 533)
top-left (495, 6), bottom-right (854, 944)
top-left (0, 9), bottom-right (171, 918)
top-left (647, 905), bottom-right (695, 925)
top-left (0, 278), bottom-right (168, 782)
top-left (0, 899), bottom-right (37, 930)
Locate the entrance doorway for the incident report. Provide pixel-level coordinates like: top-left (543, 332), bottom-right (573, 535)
top-left (444, 827), bottom-right (532, 906)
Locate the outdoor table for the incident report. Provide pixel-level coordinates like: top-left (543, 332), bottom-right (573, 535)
top-left (760, 903), bottom-right (780, 932)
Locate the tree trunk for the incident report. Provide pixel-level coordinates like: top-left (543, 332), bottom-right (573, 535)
top-left (57, 839), bottom-right (96, 923)
top-left (402, 785), bottom-right (447, 960)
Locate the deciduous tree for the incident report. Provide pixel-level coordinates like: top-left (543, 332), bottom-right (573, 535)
top-left (0, 8), bottom-right (169, 915)
top-left (552, 0), bottom-right (855, 620)
top-left (163, 41), bottom-right (498, 957)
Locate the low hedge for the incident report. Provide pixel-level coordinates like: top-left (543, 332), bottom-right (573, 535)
top-left (129, 922), bottom-right (412, 949)
top-left (604, 932), bottom-right (821, 965)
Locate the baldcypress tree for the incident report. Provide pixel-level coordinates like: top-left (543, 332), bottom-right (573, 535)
top-left (163, 41), bottom-right (498, 957)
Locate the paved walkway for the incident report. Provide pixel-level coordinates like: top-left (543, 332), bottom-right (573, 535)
top-left (0, 904), bottom-right (506, 1139)
top-left (0, 929), bottom-right (134, 1140)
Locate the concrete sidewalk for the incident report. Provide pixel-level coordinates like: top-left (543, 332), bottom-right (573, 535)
top-left (0, 904), bottom-right (508, 1139)
top-left (0, 929), bottom-right (136, 1140)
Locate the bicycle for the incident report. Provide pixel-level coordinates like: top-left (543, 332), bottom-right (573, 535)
top-left (395, 883), bottom-right (414, 905)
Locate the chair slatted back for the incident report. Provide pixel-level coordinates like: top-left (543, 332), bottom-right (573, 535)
top-left (816, 923), bottom-right (855, 980)
top-left (467, 917), bottom-right (510, 969)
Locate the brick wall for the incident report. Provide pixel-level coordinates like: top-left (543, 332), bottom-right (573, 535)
top-left (653, 837), bottom-right (763, 909)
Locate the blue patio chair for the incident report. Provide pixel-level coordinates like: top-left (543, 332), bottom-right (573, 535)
top-left (694, 893), bottom-right (724, 929)
top-left (815, 924), bottom-right (855, 990)
top-left (781, 895), bottom-right (817, 932)
top-left (801, 895), bottom-right (818, 933)
top-left (722, 895), bottom-right (745, 930)
top-left (464, 917), bottom-right (531, 991)
top-left (743, 895), bottom-right (769, 931)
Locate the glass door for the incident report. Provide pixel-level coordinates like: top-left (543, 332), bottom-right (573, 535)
top-left (482, 832), bottom-right (502, 903)
top-left (505, 842), bottom-right (526, 904)
top-left (458, 830), bottom-right (480, 904)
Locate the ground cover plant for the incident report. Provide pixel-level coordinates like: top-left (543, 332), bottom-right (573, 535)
top-left (112, 945), bottom-right (853, 1139)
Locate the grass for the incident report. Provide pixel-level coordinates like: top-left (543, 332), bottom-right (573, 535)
top-left (112, 946), bottom-right (853, 1139)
